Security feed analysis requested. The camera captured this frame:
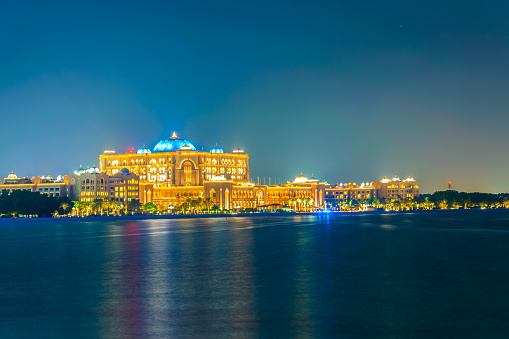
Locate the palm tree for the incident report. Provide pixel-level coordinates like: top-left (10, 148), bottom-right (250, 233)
top-left (191, 198), bottom-right (202, 214)
top-left (383, 199), bottom-right (393, 211)
top-left (286, 198), bottom-right (297, 211)
top-left (93, 199), bottom-right (104, 215)
top-left (72, 201), bottom-right (82, 216)
top-left (109, 199), bottom-right (119, 215)
top-left (127, 199), bottom-right (140, 215)
top-left (60, 202), bottom-right (71, 215)
top-left (372, 197), bottom-right (381, 209)
top-left (141, 202), bottom-right (157, 213)
top-left (296, 198), bottom-right (302, 212)
top-left (203, 198), bottom-right (214, 213)
top-left (439, 199), bottom-right (448, 209)
top-left (181, 200), bottom-right (191, 214)
top-left (115, 203), bottom-right (124, 215)
top-left (175, 204), bottom-right (184, 214)
top-left (503, 197), bottom-right (509, 209)
top-left (423, 197), bottom-right (434, 210)
top-left (307, 198), bottom-right (314, 211)
top-left (349, 199), bottom-right (359, 211)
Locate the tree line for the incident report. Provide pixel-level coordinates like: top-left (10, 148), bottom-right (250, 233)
top-left (72, 199), bottom-right (141, 216)
top-left (139, 197), bottom-right (255, 215)
top-left (327, 191), bottom-right (509, 211)
top-left (427, 190), bottom-right (509, 209)
top-left (3, 189), bottom-right (509, 217)
top-left (0, 190), bottom-right (73, 217)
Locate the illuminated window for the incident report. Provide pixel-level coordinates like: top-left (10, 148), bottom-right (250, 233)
top-left (184, 165), bottom-right (192, 185)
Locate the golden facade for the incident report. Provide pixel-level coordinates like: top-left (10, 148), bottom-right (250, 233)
top-left (374, 176), bottom-right (420, 200)
top-left (0, 173), bottom-right (68, 198)
top-left (97, 133), bottom-right (326, 211)
top-left (325, 182), bottom-right (374, 203)
top-left (99, 133), bottom-right (250, 187)
top-left (67, 167), bottom-right (140, 203)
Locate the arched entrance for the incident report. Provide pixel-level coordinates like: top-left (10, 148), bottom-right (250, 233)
top-left (209, 188), bottom-right (216, 202)
top-left (256, 190), bottom-right (264, 206)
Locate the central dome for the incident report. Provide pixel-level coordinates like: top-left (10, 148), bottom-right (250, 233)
top-left (153, 132), bottom-right (197, 152)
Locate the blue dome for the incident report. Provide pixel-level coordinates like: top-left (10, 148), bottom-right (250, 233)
top-left (210, 146), bottom-right (224, 153)
top-left (136, 148), bottom-right (151, 154)
top-left (74, 166), bottom-right (86, 175)
top-left (120, 168), bottom-right (130, 174)
top-left (153, 132), bottom-right (197, 152)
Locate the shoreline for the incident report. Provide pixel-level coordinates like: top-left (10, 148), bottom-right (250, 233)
top-left (0, 208), bottom-right (500, 223)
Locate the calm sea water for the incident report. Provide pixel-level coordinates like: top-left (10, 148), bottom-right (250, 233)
top-left (1, 210), bottom-right (509, 338)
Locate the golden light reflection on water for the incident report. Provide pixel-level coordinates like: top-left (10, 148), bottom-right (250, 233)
top-left (144, 222), bottom-right (176, 338)
top-left (98, 223), bottom-right (125, 339)
top-left (291, 229), bottom-right (315, 338)
top-left (227, 218), bottom-right (258, 333)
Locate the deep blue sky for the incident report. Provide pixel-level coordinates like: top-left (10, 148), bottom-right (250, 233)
top-left (1, 0), bottom-right (509, 193)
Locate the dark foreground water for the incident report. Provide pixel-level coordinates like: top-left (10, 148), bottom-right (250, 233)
top-left (1, 210), bottom-right (509, 338)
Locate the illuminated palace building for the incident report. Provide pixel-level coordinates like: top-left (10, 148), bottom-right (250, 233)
top-left (0, 133), bottom-right (420, 210)
top-left (99, 133), bottom-right (326, 210)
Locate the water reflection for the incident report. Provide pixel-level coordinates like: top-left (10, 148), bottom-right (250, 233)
top-left (291, 228), bottom-right (316, 338)
top-left (98, 224), bottom-right (125, 338)
top-left (143, 221), bottom-right (175, 338)
top-left (3, 211), bottom-right (509, 337)
top-left (226, 219), bottom-right (258, 335)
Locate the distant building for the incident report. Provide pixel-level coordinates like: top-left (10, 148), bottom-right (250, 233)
top-left (0, 172), bottom-right (68, 197)
top-left (374, 176), bottom-right (420, 200)
top-left (67, 166), bottom-right (139, 203)
top-left (325, 182), bottom-right (374, 204)
top-left (0, 172), bottom-right (29, 185)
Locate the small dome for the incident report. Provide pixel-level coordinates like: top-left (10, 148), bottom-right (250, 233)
top-left (293, 173), bottom-right (308, 183)
top-left (86, 166), bottom-right (100, 174)
top-left (233, 147), bottom-right (244, 153)
top-left (153, 132), bottom-right (197, 152)
top-left (137, 148), bottom-right (151, 154)
top-left (120, 168), bottom-right (130, 174)
top-left (104, 148), bottom-right (115, 154)
top-left (210, 144), bottom-right (224, 153)
top-left (308, 174), bottom-right (318, 182)
top-left (74, 166), bottom-right (86, 175)
top-left (6, 172), bottom-right (19, 180)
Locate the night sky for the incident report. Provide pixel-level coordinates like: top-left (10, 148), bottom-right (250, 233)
top-left (1, 1), bottom-right (509, 193)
